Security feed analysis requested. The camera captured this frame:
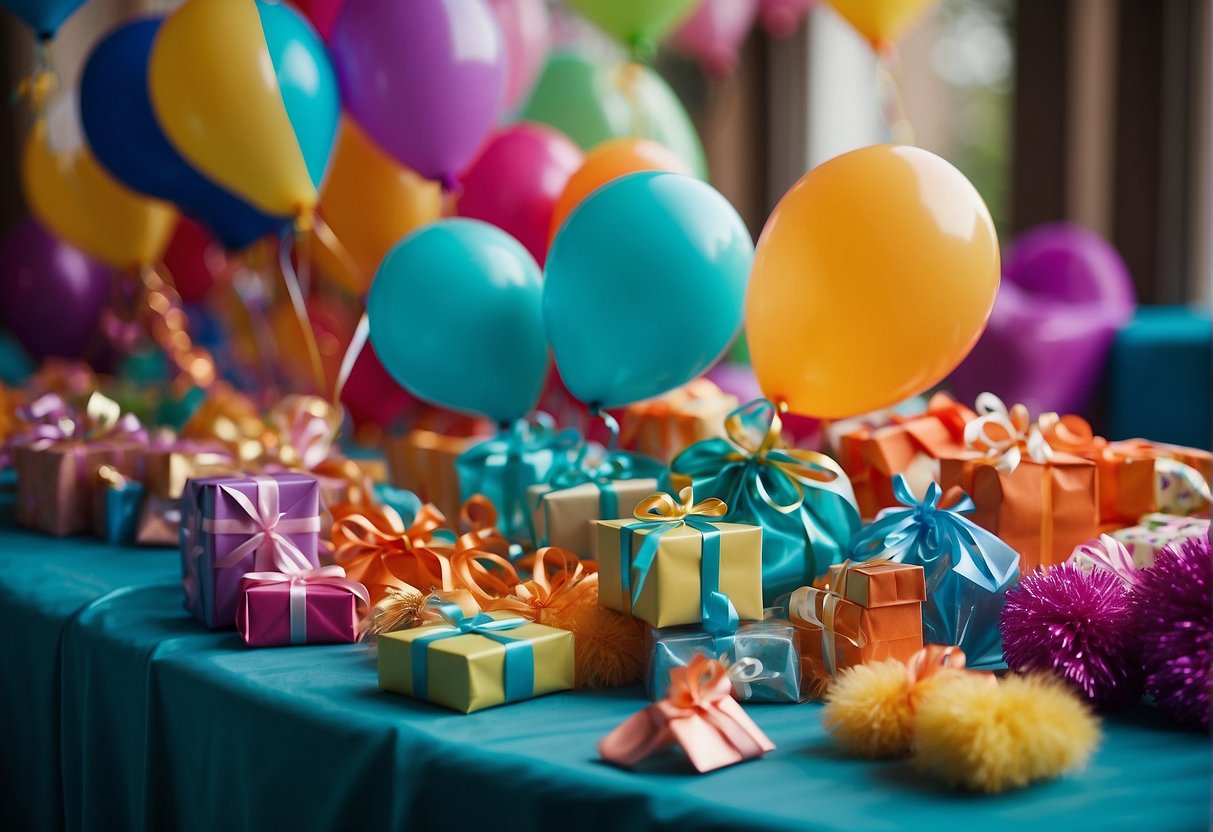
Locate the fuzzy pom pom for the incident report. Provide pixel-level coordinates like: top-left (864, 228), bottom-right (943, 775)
top-left (1133, 535), bottom-right (1212, 730)
top-left (1000, 563), bottom-right (1139, 708)
top-left (540, 603), bottom-right (646, 690)
top-left (913, 673), bottom-right (1100, 793)
top-left (824, 660), bottom-right (914, 757)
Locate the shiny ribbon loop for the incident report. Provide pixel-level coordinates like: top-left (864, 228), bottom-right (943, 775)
top-left (1068, 534), bottom-right (1140, 589)
top-left (208, 477), bottom-right (319, 573)
top-left (269, 394), bottom-right (344, 472)
top-left (410, 599), bottom-right (535, 703)
top-left (963, 393), bottom-right (1052, 472)
top-left (622, 487), bottom-right (728, 614)
top-left (904, 644), bottom-right (967, 686)
top-left (332, 502), bottom-right (456, 594)
top-left (726, 656), bottom-right (773, 700)
top-left (485, 546), bottom-right (598, 618)
top-left (242, 566), bottom-right (371, 645)
top-left (788, 560), bottom-right (875, 678)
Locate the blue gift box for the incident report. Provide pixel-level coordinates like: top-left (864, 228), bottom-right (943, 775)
top-left (647, 618), bottom-right (800, 703)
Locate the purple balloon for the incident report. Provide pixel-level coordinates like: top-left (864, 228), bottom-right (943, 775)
top-left (0, 219), bottom-right (114, 360)
top-left (949, 223), bottom-right (1136, 415)
top-left (331, 0), bottom-right (506, 190)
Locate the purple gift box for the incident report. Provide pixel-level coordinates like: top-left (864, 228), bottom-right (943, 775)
top-left (236, 567), bottom-right (369, 647)
top-left (181, 473), bottom-right (321, 629)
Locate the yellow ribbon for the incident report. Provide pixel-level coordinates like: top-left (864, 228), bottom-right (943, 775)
top-left (632, 486), bottom-right (728, 525)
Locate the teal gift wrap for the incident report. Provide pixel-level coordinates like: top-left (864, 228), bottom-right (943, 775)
top-left (647, 617), bottom-right (800, 703)
top-left (455, 416), bottom-right (580, 547)
top-left (850, 475), bottom-right (1020, 669)
top-left (668, 399), bottom-right (860, 602)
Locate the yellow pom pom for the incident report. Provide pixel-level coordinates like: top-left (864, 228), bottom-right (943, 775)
top-left (913, 672), bottom-right (1101, 793)
top-left (539, 604), bottom-right (646, 690)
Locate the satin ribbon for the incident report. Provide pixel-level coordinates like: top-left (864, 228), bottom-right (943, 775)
top-left (10, 391), bottom-right (146, 451)
top-left (241, 566), bottom-right (370, 645)
top-left (206, 477), bottom-right (319, 573)
top-left (598, 654), bottom-right (774, 772)
top-left (1067, 534), bottom-right (1140, 589)
top-left (546, 443), bottom-right (663, 524)
top-left (725, 656), bottom-right (775, 701)
top-left (410, 599), bottom-right (535, 703)
top-left (496, 547), bottom-right (598, 617)
top-left (332, 502), bottom-right (452, 595)
top-left (788, 561), bottom-right (877, 678)
top-left (270, 395), bottom-right (344, 472)
top-left (963, 393), bottom-right (1054, 473)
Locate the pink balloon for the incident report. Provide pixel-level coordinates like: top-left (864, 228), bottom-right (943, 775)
top-left (341, 339), bottom-right (417, 429)
top-left (486, 0), bottom-right (550, 111)
top-left (673, 0), bottom-right (760, 77)
top-left (456, 123), bottom-right (583, 266)
top-left (758, 0), bottom-right (816, 38)
top-left (291, 0), bottom-right (344, 40)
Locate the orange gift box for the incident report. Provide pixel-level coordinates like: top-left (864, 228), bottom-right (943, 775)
top-left (789, 561), bottom-right (925, 700)
top-left (384, 430), bottom-right (482, 521)
top-left (618, 379), bottom-right (739, 464)
top-left (836, 393), bottom-right (976, 519)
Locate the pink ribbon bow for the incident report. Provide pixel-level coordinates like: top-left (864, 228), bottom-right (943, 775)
top-left (239, 565), bottom-right (370, 645)
top-left (206, 477), bottom-right (320, 573)
top-left (1067, 534), bottom-right (1140, 588)
top-left (599, 655), bottom-right (775, 773)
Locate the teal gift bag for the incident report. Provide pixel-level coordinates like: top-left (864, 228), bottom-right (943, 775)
top-left (667, 399), bottom-right (860, 602)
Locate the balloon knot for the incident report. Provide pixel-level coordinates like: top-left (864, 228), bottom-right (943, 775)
top-left (439, 173), bottom-right (461, 194)
top-left (628, 35), bottom-right (656, 63)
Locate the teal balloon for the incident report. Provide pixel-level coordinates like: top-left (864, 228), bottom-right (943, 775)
top-left (368, 219), bottom-right (548, 423)
top-left (256, 0), bottom-right (340, 188)
top-left (520, 52), bottom-right (707, 180)
top-left (0, 0), bottom-right (86, 39)
top-left (544, 172), bottom-right (753, 408)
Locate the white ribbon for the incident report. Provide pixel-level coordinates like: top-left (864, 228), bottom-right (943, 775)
top-left (963, 393), bottom-right (1054, 473)
top-left (1067, 534), bottom-right (1140, 589)
top-left (206, 477), bottom-right (320, 573)
top-left (241, 566), bottom-right (370, 645)
top-left (725, 656), bottom-right (773, 700)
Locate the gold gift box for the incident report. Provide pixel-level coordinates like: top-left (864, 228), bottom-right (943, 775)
top-left (527, 478), bottom-right (658, 557)
top-left (595, 519), bottom-right (764, 628)
top-left (378, 613), bottom-right (574, 713)
top-left (385, 430), bottom-right (481, 521)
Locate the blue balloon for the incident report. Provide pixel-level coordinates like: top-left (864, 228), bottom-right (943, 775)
top-left (543, 171), bottom-right (753, 408)
top-left (255, 0), bottom-right (340, 190)
top-left (0, 0), bottom-right (85, 39)
top-left (79, 17), bottom-right (284, 251)
top-left (368, 219), bottom-right (549, 423)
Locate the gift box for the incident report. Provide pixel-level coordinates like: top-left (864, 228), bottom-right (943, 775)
top-left (619, 379), bottom-right (739, 463)
top-left (236, 566), bottom-right (369, 647)
top-left (835, 393), bottom-right (975, 519)
top-left (528, 475), bottom-right (659, 557)
top-left (851, 476), bottom-right (1020, 668)
top-left (789, 560), bottom-right (925, 699)
top-left (378, 602), bottom-right (574, 713)
top-left (91, 464), bottom-right (144, 544)
top-left (386, 430), bottom-right (481, 521)
top-left (596, 489), bottom-right (764, 629)
top-left (180, 473), bottom-right (322, 629)
top-left (646, 618), bottom-right (800, 703)
top-left (1111, 513), bottom-right (1211, 568)
top-left (135, 445), bottom-right (238, 547)
top-left (668, 399), bottom-right (860, 601)
top-left (14, 438), bottom-right (143, 536)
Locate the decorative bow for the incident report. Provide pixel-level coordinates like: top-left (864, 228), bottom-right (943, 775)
top-left (207, 477), bottom-right (320, 573)
top-left (963, 393), bottom-right (1054, 472)
top-left (621, 486), bottom-right (727, 609)
top-left (598, 655), bottom-right (775, 773)
top-left (547, 441), bottom-right (663, 513)
top-left (481, 547), bottom-right (598, 620)
top-left (1067, 534), bottom-right (1140, 589)
top-left (725, 656), bottom-right (776, 701)
top-left (269, 395), bottom-right (345, 473)
top-left (409, 599), bottom-right (534, 702)
top-left (332, 502), bottom-right (452, 602)
top-left (789, 561), bottom-right (873, 678)
top-left (904, 644), bottom-right (968, 686)
top-left (240, 566), bottom-right (370, 645)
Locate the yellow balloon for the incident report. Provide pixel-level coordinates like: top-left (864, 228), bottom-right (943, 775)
top-left (316, 120), bottom-right (442, 292)
top-left (149, 0), bottom-right (314, 217)
top-left (825, 0), bottom-right (937, 49)
top-left (22, 119), bottom-right (176, 270)
top-left (746, 145), bottom-right (999, 419)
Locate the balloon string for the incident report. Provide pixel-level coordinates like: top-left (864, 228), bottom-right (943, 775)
top-left (138, 263), bottom-right (217, 391)
top-left (876, 46), bottom-right (915, 145)
top-left (12, 41), bottom-right (57, 120)
top-left (333, 311), bottom-right (368, 408)
top-left (617, 62), bottom-right (651, 141)
top-left (312, 213), bottom-right (366, 296)
top-left (279, 225), bottom-right (326, 393)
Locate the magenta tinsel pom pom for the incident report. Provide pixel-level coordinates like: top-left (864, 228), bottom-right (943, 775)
top-left (1000, 563), bottom-right (1139, 708)
top-left (1133, 535), bottom-right (1212, 731)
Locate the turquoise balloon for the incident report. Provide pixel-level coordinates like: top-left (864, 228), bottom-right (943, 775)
top-left (520, 52), bottom-right (707, 180)
top-left (368, 219), bottom-right (548, 423)
top-left (256, 0), bottom-right (340, 188)
top-left (544, 172), bottom-right (753, 408)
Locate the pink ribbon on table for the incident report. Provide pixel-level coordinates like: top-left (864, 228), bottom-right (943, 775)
top-left (1067, 534), bottom-right (1140, 588)
top-left (240, 566), bottom-right (370, 645)
top-left (599, 655), bottom-right (775, 773)
top-left (206, 477), bottom-right (320, 573)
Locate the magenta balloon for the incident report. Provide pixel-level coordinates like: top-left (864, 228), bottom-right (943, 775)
top-left (949, 223), bottom-right (1136, 415)
top-left (457, 123), bottom-right (583, 265)
top-left (486, 0), bottom-right (550, 111)
top-left (673, 0), bottom-right (760, 77)
top-left (331, 0), bottom-right (506, 189)
top-left (758, 0), bottom-right (815, 38)
top-left (0, 220), bottom-right (114, 360)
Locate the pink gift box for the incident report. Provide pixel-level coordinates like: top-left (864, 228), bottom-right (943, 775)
top-left (236, 569), bottom-right (368, 647)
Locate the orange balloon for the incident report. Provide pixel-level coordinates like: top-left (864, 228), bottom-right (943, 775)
top-left (549, 137), bottom-right (692, 243)
top-left (746, 144), bottom-right (999, 419)
top-left (824, 0), bottom-right (938, 50)
top-left (317, 120), bottom-right (442, 292)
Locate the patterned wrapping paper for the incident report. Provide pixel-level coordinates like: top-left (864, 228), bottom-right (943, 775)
top-left (236, 567), bottom-right (369, 647)
top-left (180, 473), bottom-right (322, 629)
top-left (646, 619), bottom-right (800, 703)
top-left (1110, 513), bottom-right (1211, 568)
top-left (618, 379), bottom-right (740, 464)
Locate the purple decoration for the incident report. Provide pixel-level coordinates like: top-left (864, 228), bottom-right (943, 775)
top-left (1000, 563), bottom-right (1140, 709)
top-left (950, 223), bottom-right (1136, 415)
top-left (330, 0), bottom-right (506, 190)
top-left (0, 219), bottom-right (115, 360)
top-left (1133, 535), bottom-right (1212, 731)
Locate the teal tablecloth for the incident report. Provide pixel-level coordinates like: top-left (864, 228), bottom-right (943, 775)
top-left (1, 494), bottom-right (1209, 832)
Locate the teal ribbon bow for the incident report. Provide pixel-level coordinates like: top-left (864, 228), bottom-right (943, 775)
top-left (410, 600), bottom-right (535, 704)
top-left (546, 442), bottom-right (663, 526)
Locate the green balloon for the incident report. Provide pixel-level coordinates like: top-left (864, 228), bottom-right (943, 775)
top-left (519, 52), bottom-right (707, 180)
top-left (565, 0), bottom-right (701, 57)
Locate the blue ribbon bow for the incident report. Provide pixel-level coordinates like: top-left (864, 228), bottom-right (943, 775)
top-left (545, 442), bottom-right (664, 526)
top-left (409, 600), bottom-right (535, 704)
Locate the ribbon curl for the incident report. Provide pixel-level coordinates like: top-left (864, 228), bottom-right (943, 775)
top-left (963, 393), bottom-right (1054, 472)
top-left (1067, 534), bottom-right (1140, 589)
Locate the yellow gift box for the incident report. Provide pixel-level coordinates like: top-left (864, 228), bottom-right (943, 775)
top-left (595, 489), bottom-right (764, 629)
top-left (378, 609), bottom-right (574, 713)
top-left (527, 477), bottom-right (658, 557)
